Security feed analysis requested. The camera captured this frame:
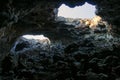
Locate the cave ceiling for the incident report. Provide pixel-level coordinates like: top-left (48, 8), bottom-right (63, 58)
top-left (0, 0), bottom-right (119, 24)
top-left (0, 0), bottom-right (120, 43)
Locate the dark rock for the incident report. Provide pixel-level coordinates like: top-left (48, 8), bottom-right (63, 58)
top-left (1, 56), bottom-right (13, 73)
top-left (15, 41), bottom-right (29, 51)
top-left (114, 66), bottom-right (120, 76)
top-left (86, 72), bottom-right (99, 80)
top-left (64, 42), bottom-right (79, 54)
top-left (103, 56), bottom-right (119, 67)
top-left (73, 52), bottom-right (89, 62)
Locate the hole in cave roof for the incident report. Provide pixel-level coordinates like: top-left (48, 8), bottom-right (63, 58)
top-left (58, 2), bottom-right (96, 19)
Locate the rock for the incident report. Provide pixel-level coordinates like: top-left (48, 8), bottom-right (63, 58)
top-left (86, 72), bottom-right (99, 80)
top-left (64, 42), bottom-right (79, 54)
top-left (15, 41), bottom-right (30, 51)
top-left (114, 66), bottom-right (120, 76)
top-left (73, 62), bottom-right (81, 69)
top-left (103, 56), bottom-right (119, 67)
top-left (1, 56), bottom-right (13, 73)
top-left (98, 73), bottom-right (108, 80)
top-left (55, 16), bottom-right (66, 22)
top-left (10, 34), bottom-right (51, 54)
top-left (0, 0), bottom-right (120, 80)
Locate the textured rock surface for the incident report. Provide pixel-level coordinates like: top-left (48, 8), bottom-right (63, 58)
top-left (0, 0), bottom-right (120, 80)
top-left (11, 35), bottom-right (51, 54)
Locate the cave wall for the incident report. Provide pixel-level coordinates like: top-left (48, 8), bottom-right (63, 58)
top-left (0, 1), bottom-right (120, 79)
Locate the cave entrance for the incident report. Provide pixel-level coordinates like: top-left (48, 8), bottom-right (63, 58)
top-left (10, 34), bottom-right (51, 53)
top-left (58, 2), bottom-right (96, 19)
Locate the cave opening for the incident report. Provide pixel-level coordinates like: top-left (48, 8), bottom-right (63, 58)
top-left (10, 34), bottom-right (51, 53)
top-left (58, 2), bottom-right (96, 19)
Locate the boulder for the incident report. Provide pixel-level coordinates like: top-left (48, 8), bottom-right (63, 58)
top-left (10, 35), bottom-right (51, 54)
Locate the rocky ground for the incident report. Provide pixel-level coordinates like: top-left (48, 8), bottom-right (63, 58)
top-left (0, 17), bottom-right (120, 80)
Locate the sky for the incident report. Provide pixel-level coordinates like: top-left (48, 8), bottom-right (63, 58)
top-left (58, 2), bottom-right (96, 19)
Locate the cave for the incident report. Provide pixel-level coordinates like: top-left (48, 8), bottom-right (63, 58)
top-left (0, 0), bottom-right (120, 80)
